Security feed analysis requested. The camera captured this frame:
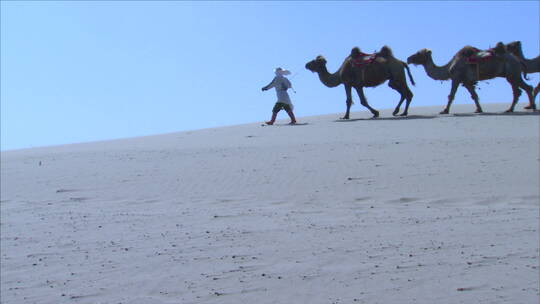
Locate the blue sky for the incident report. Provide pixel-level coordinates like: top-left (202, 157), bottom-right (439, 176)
top-left (1, 1), bottom-right (539, 150)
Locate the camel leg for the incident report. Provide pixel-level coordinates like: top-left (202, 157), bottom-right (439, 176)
top-left (354, 86), bottom-right (379, 118)
top-left (533, 82), bottom-right (540, 102)
top-left (342, 84), bottom-right (353, 119)
top-left (441, 79), bottom-right (459, 114)
top-left (389, 80), bottom-right (405, 116)
top-left (401, 86), bottom-right (414, 117)
top-left (389, 82), bottom-right (413, 116)
top-left (507, 77), bottom-right (534, 112)
top-left (505, 80), bottom-right (522, 113)
top-left (525, 82), bottom-right (539, 109)
top-left (393, 96), bottom-right (405, 116)
top-left (463, 83), bottom-right (483, 113)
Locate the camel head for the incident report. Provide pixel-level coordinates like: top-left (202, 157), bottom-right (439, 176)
top-left (305, 56), bottom-right (327, 73)
top-left (506, 41), bottom-right (522, 56)
top-left (407, 49), bottom-right (432, 66)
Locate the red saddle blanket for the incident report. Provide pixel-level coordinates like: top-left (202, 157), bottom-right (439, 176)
top-left (351, 52), bottom-right (378, 67)
top-left (466, 48), bottom-right (494, 64)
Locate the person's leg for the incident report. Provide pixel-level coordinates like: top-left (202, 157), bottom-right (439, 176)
top-left (266, 103), bottom-right (282, 125)
top-left (284, 104), bottom-right (296, 124)
top-left (266, 112), bottom-right (278, 125)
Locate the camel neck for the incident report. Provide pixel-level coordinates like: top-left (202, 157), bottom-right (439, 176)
top-left (513, 48), bottom-right (540, 73)
top-left (422, 54), bottom-right (452, 81)
top-left (316, 65), bottom-right (342, 88)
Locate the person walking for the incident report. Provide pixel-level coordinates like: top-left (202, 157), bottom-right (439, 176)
top-left (262, 67), bottom-right (297, 125)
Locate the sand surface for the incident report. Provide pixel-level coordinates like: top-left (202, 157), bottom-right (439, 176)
top-left (1, 103), bottom-right (539, 304)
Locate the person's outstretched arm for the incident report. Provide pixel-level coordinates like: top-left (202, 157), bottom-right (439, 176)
top-left (262, 77), bottom-right (277, 91)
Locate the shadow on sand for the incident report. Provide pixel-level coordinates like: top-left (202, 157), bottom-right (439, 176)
top-left (334, 115), bottom-right (438, 122)
top-left (476, 111), bottom-right (540, 116)
top-left (450, 111), bottom-right (540, 118)
top-left (334, 110), bottom-right (539, 122)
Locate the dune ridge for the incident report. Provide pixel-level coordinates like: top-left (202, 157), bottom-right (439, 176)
top-left (1, 103), bottom-right (539, 304)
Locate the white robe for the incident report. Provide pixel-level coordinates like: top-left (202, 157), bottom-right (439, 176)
top-left (263, 75), bottom-right (293, 109)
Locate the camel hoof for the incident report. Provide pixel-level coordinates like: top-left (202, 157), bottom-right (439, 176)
top-left (340, 116), bottom-right (350, 120)
top-left (392, 110), bottom-right (399, 116)
top-left (440, 110), bottom-right (449, 115)
top-left (399, 113), bottom-right (408, 117)
top-left (372, 111), bottom-right (380, 118)
top-left (475, 109), bottom-right (483, 113)
top-left (505, 109), bottom-right (514, 113)
top-left (524, 105), bottom-right (536, 110)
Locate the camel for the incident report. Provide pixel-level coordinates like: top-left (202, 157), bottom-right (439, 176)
top-left (506, 40), bottom-right (540, 104)
top-left (407, 42), bottom-right (536, 114)
top-left (305, 46), bottom-right (415, 119)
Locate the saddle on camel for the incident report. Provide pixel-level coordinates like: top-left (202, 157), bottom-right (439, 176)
top-left (349, 46), bottom-right (396, 83)
top-left (459, 42), bottom-right (507, 80)
top-left (350, 46), bottom-right (392, 67)
top-left (461, 42), bottom-right (506, 64)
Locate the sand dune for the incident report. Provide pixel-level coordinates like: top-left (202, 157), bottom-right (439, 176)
top-left (1, 103), bottom-right (539, 304)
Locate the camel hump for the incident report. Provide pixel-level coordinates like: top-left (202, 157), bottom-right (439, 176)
top-left (458, 46), bottom-right (479, 58)
top-left (378, 45), bottom-right (393, 58)
top-left (351, 47), bottom-right (362, 58)
top-left (493, 42), bottom-right (507, 55)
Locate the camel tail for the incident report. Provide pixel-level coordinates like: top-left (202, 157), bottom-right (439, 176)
top-left (403, 62), bottom-right (416, 86)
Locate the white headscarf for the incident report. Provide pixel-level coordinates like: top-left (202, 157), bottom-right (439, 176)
top-left (274, 67), bottom-right (291, 76)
